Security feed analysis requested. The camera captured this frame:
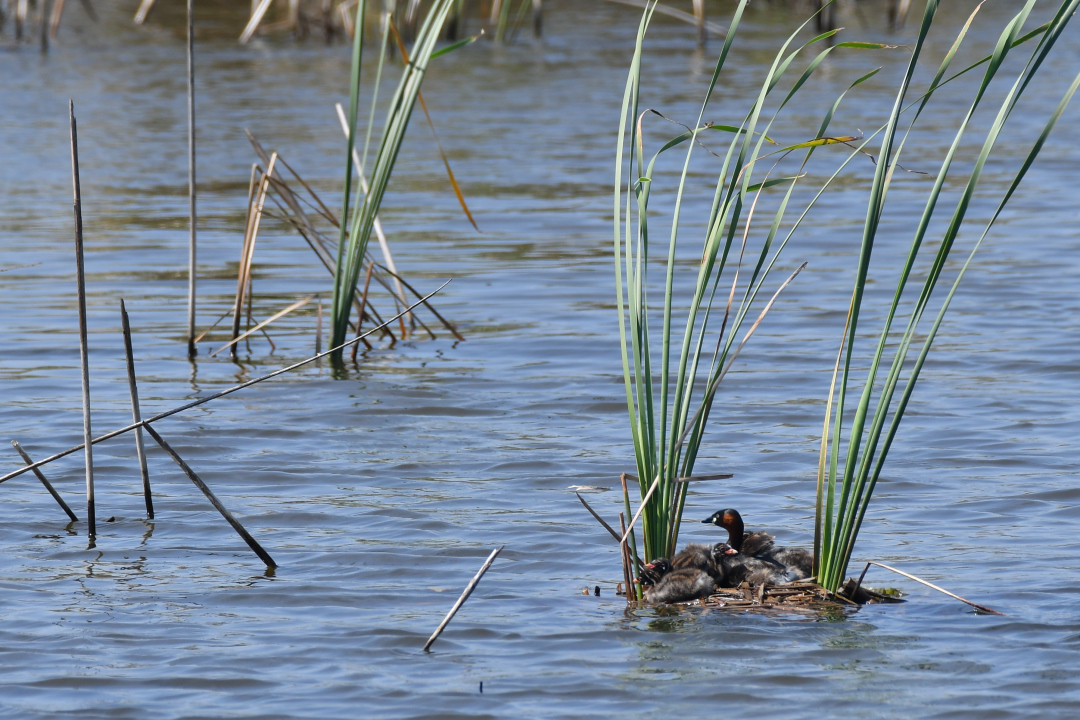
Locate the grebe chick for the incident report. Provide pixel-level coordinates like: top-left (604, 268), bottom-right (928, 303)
top-left (638, 557), bottom-right (672, 587)
top-left (703, 508), bottom-right (812, 583)
top-left (671, 543), bottom-right (724, 582)
top-left (644, 567), bottom-right (715, 604)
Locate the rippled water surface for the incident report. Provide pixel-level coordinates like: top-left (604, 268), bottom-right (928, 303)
top-left (2, 1), bottom-right (1080, 718)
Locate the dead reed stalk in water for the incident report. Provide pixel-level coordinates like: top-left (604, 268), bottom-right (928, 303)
top-left (143, 424), bottom-right (277, 568)
top-left (9, 441), bottom-right (79, 522)
top-left (120, 299), bottom-right (154, 519)
top-left (69, 99), bottom-right (96, 537)
top-left (0, 282), bottom-right (449, 485)
top-left (851, 562), bottom-right (1004, 615)
top-left (230, 154), bottom-right (278, 356)
top-left (133, 0), bottom-right (156, 25)
top-left (211, 295), bottom-right (314, 358)
top-left (423, 545), bottom-right (503, 652)
top-left (187, 0), bottom-right (198, 357)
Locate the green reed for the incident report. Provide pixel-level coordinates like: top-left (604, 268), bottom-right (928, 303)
top-left (330, 0), bottom-right (456, 357)
top-left (614, 1), bottom-right (898, 593)
top-left (815, 0), bottom-right (1080, 592)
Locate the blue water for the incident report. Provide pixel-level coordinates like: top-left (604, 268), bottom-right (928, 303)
top-left (1, 1), bottom-right (1079, 717)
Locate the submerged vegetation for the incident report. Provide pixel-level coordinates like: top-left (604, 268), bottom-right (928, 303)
top-left (615, 0), bottom-right (1080, 601)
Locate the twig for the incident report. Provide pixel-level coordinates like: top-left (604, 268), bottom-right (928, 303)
top-left (121, 299), bottom-right (154, 518)
top-left (144, 424), bottom-right (276, 568)
top-left (423, 545), bottom-right (503, 652)
top-left (69, 99), bottom-right (96, 537)
top-left (0, 282), bottom-right (450, 485)
top-left (855, 561), bottom-right (1005, 615)
top-left (10, 442), bottom-right (78, 522)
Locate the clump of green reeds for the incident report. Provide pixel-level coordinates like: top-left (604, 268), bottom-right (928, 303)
top-left (814, 0), bottom-right (1080, 593)
top-left (615, 0), bottom-right (1080, 602)
top-left (329, 0), bottom-right (456, 359)
top-left (614, 0), bottom-right (894, 596)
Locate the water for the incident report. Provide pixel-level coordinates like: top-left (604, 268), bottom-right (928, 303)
top-left (2, 1), bottom-right (1080, 717)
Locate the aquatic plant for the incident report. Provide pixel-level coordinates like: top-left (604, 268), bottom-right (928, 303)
top-left (329, 0), bottom-right (456, 357)
top-left (615, 0), bottom-right (1080, 600)
top-left (814, 0), bottom-right (1080, 592)
top-left (613, 0), bottom-right (890, 595)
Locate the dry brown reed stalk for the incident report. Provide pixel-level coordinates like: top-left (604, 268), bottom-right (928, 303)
top-left (48, 0), bottom-right (64, 36)
top-left (245, 132), bottom-right (381, 345)
top-left (0, 282), bottom-right (448, 485)
top-left (575, 492), bottom-right (620, 543)
top-left (120, 299), bottom-right (154, 519)
top-left (230, 153), bottom-right (278, 356)
top-left (423, 545), bottom-right (503, 652)
top-left (245, 130), bottom-right (459, 344)
top-left (15, 0), bottom-right (27, 39)
top-left (619, 476), bottom-right (658, 546)
top-left (9, 441), bottom-right (79, 522)
top-left (350, 261), bottom-right (375, 362)
top-left (187, 0), bottom-right (198, 357)
top-left (383, 24), bottom-right (479, 233)
top-left (40, 0), bottom-right (49, 52)
top-left (143, 424), bottom-right (277, 568)
top-left (851, 562), bottom-right (1004, 615)
top-left (888, 0), bottom-right (912, 29)
top-left (374, 264), bottom-right (464, 341)
top-left (620, 472), bottom-right (640, 601)
top-left (211, 295), bottom-right (315, 358)
top-left (240, 0), bottom-right (274, 43)
top-left (69, 99), bottom-right (95, 538)
top-left (618, 511), bottom-right (632, 595)
top-left (133, 0), bottom-right (155, 25)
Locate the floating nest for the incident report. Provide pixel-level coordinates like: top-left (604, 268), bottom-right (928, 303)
top-left (622, 578), bottom-right (905, 616)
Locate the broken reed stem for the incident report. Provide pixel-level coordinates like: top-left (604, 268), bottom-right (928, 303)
top-left (0, 282), bottom-right (449, 485)
top-left (618, 511), bottom-right (632, 601)
top-left (315, 295), bottom-right (323, 355)
top-left (211, 295), bottom-right (314, 358)
top-left (239, 0), bottom-right (272, 43)
top-left (350, 260), bottom-right (375, 363)
top-left (620, 475), bottom-right (659, 546)
top-left (69, 99), bottom-right (96, 538)
top-left (133, 0), bottom-right (156, 24)
top-left (10, 441), bottom-right (78, 522)
top-left (423, 545), bottom-right (503, 652)
top-left (231, 154), bottom-right (278, 356)
top-left (575, 492), bottom-right (621, 543)
top-left (143, 424), bottom-right (277, 568)
top-left (620, 472), bottom-right (640, 601)
top-left (49, 0), bottom-right (65, 37)
top-left (856, 561), bottom-right (1005, 616)
top-left (575, 492), bottom-right (642, 572)
top-left (186, 0), bottom-right (197, 357)
top-left (120, 299), bottom-right (154, 519)
top-left (375, 263), bottom-right (464, 342)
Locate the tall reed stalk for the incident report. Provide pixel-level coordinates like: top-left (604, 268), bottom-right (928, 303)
top-left (330, 0), bottom-right (456, 357)
top-left (814, 0), bottom-right (1080, 592)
